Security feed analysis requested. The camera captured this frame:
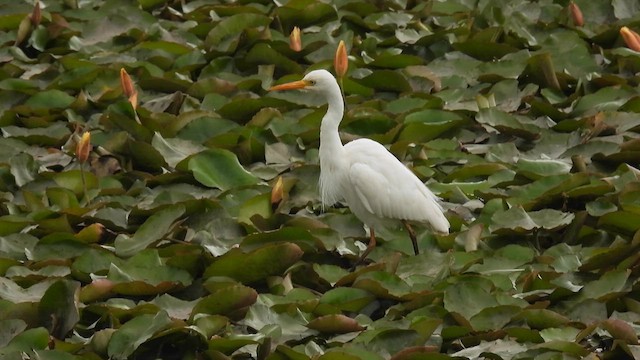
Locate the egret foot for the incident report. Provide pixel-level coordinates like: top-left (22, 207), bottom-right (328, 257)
top-left (402, 221), bottom-right (419, 255)
top-left (351, 229), bottom-right (377, 270)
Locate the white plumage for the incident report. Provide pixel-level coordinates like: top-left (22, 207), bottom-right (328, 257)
top-left (270, 69), bottom-right (449, 264)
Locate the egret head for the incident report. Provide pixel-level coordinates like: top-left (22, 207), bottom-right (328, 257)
top-left (269, 69), bottom-right (340, 96)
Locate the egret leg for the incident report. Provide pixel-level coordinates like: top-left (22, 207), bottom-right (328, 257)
top-left (402, 221), bottom-right (419, 255)
top-left (352, 228), bottom-right (376, 269)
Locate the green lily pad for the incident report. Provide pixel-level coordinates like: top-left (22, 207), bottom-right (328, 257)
top-left (476, 108), bottom-right (541, 140)
top-left (516, 158), bottom-right (572, 179)
top-left (490, 207), bottom-right (575, 234)
top-left (151, 132), bottom-right (206, 169)
top-left (318, 287), bottom-right (375, 313)
top-left (399, 109), bottom-right (465, 142)
top-left (188, 149), bottom-right (259, 191)
top-left (240, 227), bottom-right (319, 252)
top-left (0, 233), bottom-right (38, 259)
top-left (0, 327), bottom-right (50, 357)
top-left (25, 90), bottom-right (76, 109)
top-left (598, 211), bottom-right (640, 234)
top-left (245, 43), bottom-right (303, 74)
top-left (454, 40), bottom-right (519, 61)
top-left (352, 271), bottom-right (412, 300)
top-left (9, 153), bottom-right (38, 187)
top-left (516, 309), bottom-right (571, 330)
top-left (470, 305), bottom-right (522, 332)
top-left (108, 250), bottom-right (192, 295)
top-left (0, 278), bottom-right (56, 304)
top-left (37, 279), bottom-right (79, 339)
top-left (359, 70), bottom-right (412, 92)
top-left (580, 269), bottom-right (630, 301)
top-left (204, 242), bottom-right (303, 284)
top-left (444, 277), bottom-right (498, 321)
top-left (205, 13), bottom-right (271, 52)
top-left (307, 314), bottom-right (364, 334)
top-left (114, 205), bottom-right (185, 257)
top-left (191, 284), bottom-right (257, 320)
top-left (208, 336), bottom-right (261, 355)
top-left (52, 170), bottom-right (99, 196)
top-left (107, 311), bottom-right (173, 360)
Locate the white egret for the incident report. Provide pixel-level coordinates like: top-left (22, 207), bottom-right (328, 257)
top-left (270, 70), bottom-right (449, 265)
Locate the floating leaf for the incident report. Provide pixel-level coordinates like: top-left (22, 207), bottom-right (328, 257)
top-left (491, 207), bottom-right (575, 234)
top-left (516, 158), bottom-right (572, 179)
top-left (108, 250), bottom-right (192, 295)
top-left (191, 285), bottom-right (258, 319)
top-left (359, 70), bottom-right (411, 92)
top-left (115, 205), bottom-right (185, 257)
top-left (107, 311), bottom-right (172, 360)
top-left (25, 90), bottom-right (75, 109)
top-left (10, 153), bottom-right (38, 187)
top-left (37, 279), bottom-right (80, 339)
top-left (470, 305), bottom-right (522, 332)
top-left (0, 327), bottom-right (50, 357)
top-left (204, 243), bottom-right (303, 284)
top-left (399, 110), bottom-right (465, 142)
top-left (0, 278), bottom-right (56, 303)
top-left (52, 170), bottom-right (99, 195)
top-left (598, 211), bottom-right (640, 234)
top-left (318, 288), bottom-right (375, 313)
top-left (188, 149), bottom-right (259, 190)
top-left (352, 271), bottom-right (412, 300)
top-left (307, 314), bottom-right (364, 334)
top-left (516, 309), bottom-right (571, 330)
top-left (151, 132), bottom-right (206, 168)
top-left (476, 108), bottom-right (541, 140)
top-left (205, 13), bottom-right (271, 52)
top-left (452, 339), bottom-right (528, 359)
top-left (601, 318), bottom-right (639, 344)
top-left (444, 278), bottom-right (498, 320)
top-left (580, 269), bottom-right (630, 301)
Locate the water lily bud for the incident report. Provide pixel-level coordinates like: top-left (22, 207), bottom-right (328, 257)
top-left (334, 40), bottom-right (348, 78)
top-left (15, 15), bottom-right (32, 46)
top-left (568, 2), bottom-right (583, 27)
top-left (289, 26), bottom-right (302, 52)
top-left (76, 223), bottom-right (105, 243)
top-left (76, 131), bottom-right (91, 164)
top-left (119, 68), bottom-right (138, 109)
top-left (620, 27), bottom-right (640, 52)
top-left (271, 176), bottom-right (284, 206)
top-left (80, 279), bottom-right (114, 303)
top-left (88, 329), bottom-right (115, 355)
top-left (31, 1), bottom-right (41, 26)
top-left (128, 91), bottom-right (138, 110)
top-left (120, 68), bottom-right (135, 97)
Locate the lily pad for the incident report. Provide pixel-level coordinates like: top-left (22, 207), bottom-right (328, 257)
top-left (490, 207), bottom-right (575, 234)
top-left (114, 205), bottom-right (185, 257)
top-left (204, 243), bottom-right (303, 284)
top-left (191, 284), bottom-right (258, 320)
top-left (307, 314), bottom-right (364, 334)
top-left (188, 149), bottom-right (259, 190)
top-left (107, 311), bottom-right (173, 360)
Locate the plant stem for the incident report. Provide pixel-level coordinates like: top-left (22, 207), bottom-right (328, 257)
top-left (80, 161), bottom-right (87, 203)
top-left (338, 76), bottom-right (346, 108)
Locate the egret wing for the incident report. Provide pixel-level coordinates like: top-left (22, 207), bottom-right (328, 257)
top-left (345, 139), bottom-right (449, 233)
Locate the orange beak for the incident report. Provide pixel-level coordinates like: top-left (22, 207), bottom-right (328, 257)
top-left (269, 80), bottom-right (310, 91)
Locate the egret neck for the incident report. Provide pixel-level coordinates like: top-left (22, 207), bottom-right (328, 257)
top-left (318, 79), bottom-right (346, 208)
